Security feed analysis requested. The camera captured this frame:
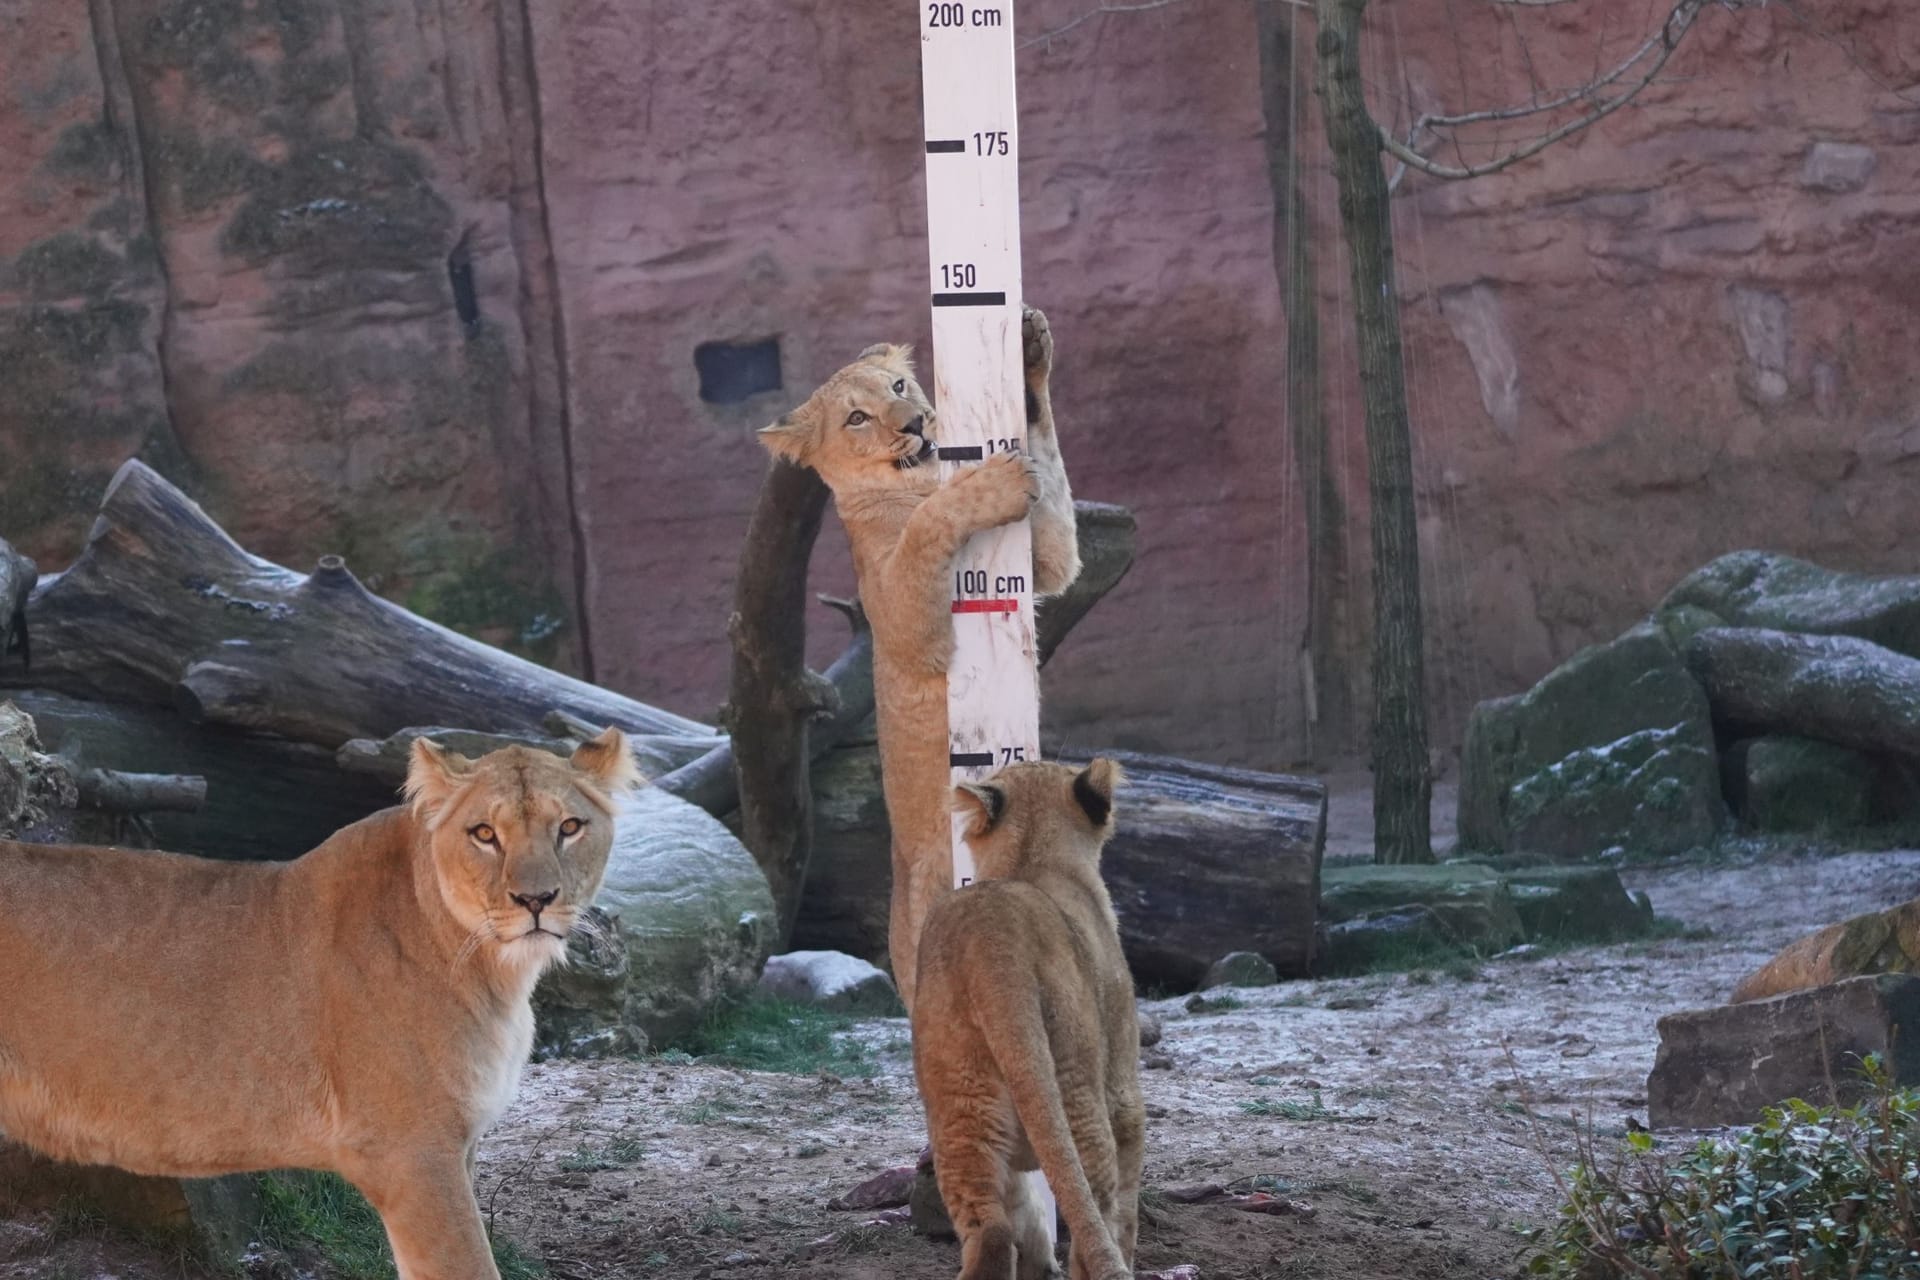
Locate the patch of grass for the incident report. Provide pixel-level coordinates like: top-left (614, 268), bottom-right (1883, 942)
top-left (693, 1206), bottom-right (746, 1237)
top-left (837, 1224), bottom-right (886, 1255)
top-left (662, 996), bottom-right (877, 1078)
top-left (257, 1171), bottom-right (544, 1279)
top-left (558, 1135), bottom-right (646, 1172)
top-left (1526, 1056), bottom-right (1920, 1278)
top-left (1183, 992), bottom-right (1243, 1014)
top-left (1241, 1093), bottom-right (1338, 1122)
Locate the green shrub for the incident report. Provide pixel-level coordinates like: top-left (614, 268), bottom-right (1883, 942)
top-left (1527, 1057), bottom-right (1920, 1279)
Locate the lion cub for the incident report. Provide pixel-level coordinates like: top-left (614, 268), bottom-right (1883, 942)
top-left (0, 730), bottom-right (638, 1280)
top-left (912, 759), bottom-right (1144, 1280)
top-left (758, 307), bottom-right (1080, 1013)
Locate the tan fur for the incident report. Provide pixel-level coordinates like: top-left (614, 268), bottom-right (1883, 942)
top-left (0, 730), bottom-right (640, 1280)
top-left (912, 760), bottom-right (1143, 1280)
top-left (758, 306), bottom-right (1080, 1013)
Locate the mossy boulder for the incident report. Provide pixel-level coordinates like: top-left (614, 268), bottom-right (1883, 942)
top-left (1658, 550), bottom-right (1920, 660)
top-left (1502, 866), bottom-right (1654, 943)
top-left (1458, 620), bottom-right (1722, 859)
top-left (1724, 736), bottom-right (1878, 833)
top-left (534, 787), bottom-right (775, 1057)
top-left (1320, 863), bottom-right (1525, 955)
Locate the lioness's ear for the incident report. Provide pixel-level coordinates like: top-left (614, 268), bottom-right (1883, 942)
top-left (570, 726), bottom-right (642, 797)
top-left (858, 342), bottom-right (914, 375)
top-left (405, 737), bottom-right (473, 820)
top-left (757, 405), bottom-right (816, 464)
top-left (1072, 758), bottom-right (1123, 829)
top-left (952, 781), bottom-right (1006, 839)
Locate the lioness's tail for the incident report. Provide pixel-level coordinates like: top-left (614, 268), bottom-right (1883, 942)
top-left (978, 989), bottom-right (1129, 1280)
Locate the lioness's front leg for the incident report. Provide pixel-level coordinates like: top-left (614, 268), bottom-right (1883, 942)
top-left (1022, 306), bottom-right (1080, 598)
top-left (356, 1154), bottom-right (499, 1280)
top-left (883, 450), bottom-right (1039, 667)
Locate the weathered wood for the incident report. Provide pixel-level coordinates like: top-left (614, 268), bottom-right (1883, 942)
top-left (1686, 627), bottom-right (1920, 758)
top-left (797, 744), bottom-right (1326, 988)
top-left (336, 725), bottom-right (723, 787)
top-left (727, 457), bottom-right (835, 946)
top-left (9, 461), bottom-right (713, 751)
top-left (0, 538), bottom-right (33, 672)
top-left (74, 768), bottom-right (207, 815)
top-left (8, 689), bottom-right (395, 860)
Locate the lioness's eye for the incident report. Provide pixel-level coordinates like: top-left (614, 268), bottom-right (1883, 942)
top-left (559, 817), bottom-right (585, 838)
top-left (845, 410), bottom-right (870, 427)
top-left (469, 823), bottom-right (497, 845)
top-left (892, 379), bottom-right (906, 394)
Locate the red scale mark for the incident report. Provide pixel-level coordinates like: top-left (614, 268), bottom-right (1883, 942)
top-left (952, 598), bottom-right (1019, 615)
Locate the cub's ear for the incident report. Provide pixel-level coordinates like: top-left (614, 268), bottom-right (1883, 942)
top-left (757, 405), bottom-right (816, 464)
top-left (1072, 758), bottom-right (1123, 829)
top-left (858, 342), bottom-right (915, 375)
top-left (405, 737), bottom-right (474, 822)
top-left (952, 781), bottom-right (1007, 839)
top-left (571, 726), bottom-right (642, 801)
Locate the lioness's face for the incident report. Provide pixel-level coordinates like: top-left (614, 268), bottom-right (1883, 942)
top-left (952, 758), bottom-right (1122, 880)
top-left (406, 729), bottom-right (640, 967)
top-left (756, 344), bottom-right (937, 487)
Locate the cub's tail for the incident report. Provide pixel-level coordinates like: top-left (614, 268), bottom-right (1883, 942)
top-left (977, 986), bottom-right (1129, 1280)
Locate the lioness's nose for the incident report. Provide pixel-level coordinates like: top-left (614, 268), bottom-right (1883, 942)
top-left (511, 890), bottom-right (558, 916)
top-left (901, 414), bottom-right (926, 438)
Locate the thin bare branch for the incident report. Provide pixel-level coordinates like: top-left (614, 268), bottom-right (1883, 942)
top-left (1384, 0), bottom-right (1753, 182)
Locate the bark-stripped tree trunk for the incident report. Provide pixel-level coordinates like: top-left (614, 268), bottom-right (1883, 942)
top-left (1315, 0), bottom-right (1432, 863)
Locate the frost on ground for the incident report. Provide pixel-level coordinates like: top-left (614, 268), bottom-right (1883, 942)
top-left (5, 848), bottom-right (1917, 1280)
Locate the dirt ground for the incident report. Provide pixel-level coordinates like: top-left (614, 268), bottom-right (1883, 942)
top-left (6, 838), bottom-right (1915, 1280)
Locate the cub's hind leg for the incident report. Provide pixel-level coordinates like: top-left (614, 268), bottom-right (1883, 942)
top-left (925, 1068), bottom-right (1023, 1280)
top-left (1021, 305), bottom-right (1080, 597)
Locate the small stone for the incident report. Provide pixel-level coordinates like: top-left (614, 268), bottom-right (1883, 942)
top-left (827, 1165), bottom-right (913, 1211)
top-left (1138, 1013), bottom-right (1164, 1047)
top-left (908, 1149), bottom-right (955, 1239)
top-left (1143, 1050), bottom-right (1175, 1070)
top-left (1201, 952), bottom-right (1278, 990)
top-left (1799, 141), bottom-right (1877, 193)
top-left (757, 950), bottom-right (903, 1015)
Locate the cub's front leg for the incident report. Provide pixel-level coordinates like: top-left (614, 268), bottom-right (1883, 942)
top-left (883, 450), bottom-right (1038, 669)
top-left (1022, 305), bottom-right (1080, 598)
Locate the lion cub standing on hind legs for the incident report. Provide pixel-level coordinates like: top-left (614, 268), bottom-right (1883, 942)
top-left (917, 759), bottom-right (1144, 1280)
top-left (758, 305), bottom-right (1080, 1013)
top-left (0, 729), bottom-right (639, 1280)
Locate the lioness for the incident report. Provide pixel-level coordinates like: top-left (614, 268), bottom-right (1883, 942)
top-left (757, 306), bottom-right (1080, 1012)
top-left (913, 759), bottom-right (1143, 1280)
top-left (0, 730), bottom-right (638, 1280)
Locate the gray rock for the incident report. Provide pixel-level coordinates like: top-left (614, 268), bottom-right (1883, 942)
top-left (1658, 550), bottom-right (1920, 660)
top-left (0, 1140), bottom-right (260, 1259)
top-left (1725, 735), bottom-right (1877, 833)
top-left (758, 950), bottom-right (902, 1015)
top-left (1502, 866), bottom-right (1654, 944)
top-left (534, 786), bottom-right (775, 1056)
top-left (1138, 1012), bottom-right (1164, 1048)
top-left (1799, 141), bottom-right (1878, 193)
top-left (1457, 621), bottom-right (1721, 859)
top-left (1201, 951), bottom-right (1278, 989)
top-left (1321, 863), bottom-right (1525, 955)
top-left (1648, 974), bottom-right (1920, 1129)
top-left (1320, 904), bottom-right (1454, 974)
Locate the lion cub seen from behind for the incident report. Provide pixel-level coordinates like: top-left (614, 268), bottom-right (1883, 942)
top-left (0, 730), bottom-right (639, 1280)
top-left (913, 759), bottom-right (1144, 1280)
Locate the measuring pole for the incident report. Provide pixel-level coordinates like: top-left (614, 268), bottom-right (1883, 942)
top-left (919, 0), bottom-right (1056, 1246)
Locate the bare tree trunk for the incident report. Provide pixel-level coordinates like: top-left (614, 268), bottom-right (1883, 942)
top-left (1258, 0), bottom-right (1353, 761)
top-left (1315, 0), bottom-right (1432, 863)
top-left (726, 458), bottom-right (836, 946)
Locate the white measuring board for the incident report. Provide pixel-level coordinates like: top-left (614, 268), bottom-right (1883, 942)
top-left (919, 0), bottom-right (1057, 1249)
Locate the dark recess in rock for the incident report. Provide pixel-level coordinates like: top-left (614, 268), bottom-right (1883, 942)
top-left (695, 337), bottom-right (783, 405)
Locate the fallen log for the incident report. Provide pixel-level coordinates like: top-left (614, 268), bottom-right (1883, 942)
top-left (9, 461), bottom-right (712, 752)
top-left (336, 724), bottom-right (724, 788)
top-left (796, 744), bottom-right (1325, 988)
top-left (1685, 627), bottom-right (1920, 758)
top-left (0, 538), bottom-right (32, 671)
top-left (8, 689), bottom-right (395, 860)
top-left (74, 767), bottom-right (206, 815)
top-left (1037, 502), bottom-right (1136, 667)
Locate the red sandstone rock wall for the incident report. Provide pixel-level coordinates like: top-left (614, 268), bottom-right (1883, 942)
top-left (3, 0), bottom-right (1915, 767)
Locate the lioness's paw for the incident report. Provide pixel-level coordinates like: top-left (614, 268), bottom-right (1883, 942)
top-left (1022, 305), bottom-right (1053, 383)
